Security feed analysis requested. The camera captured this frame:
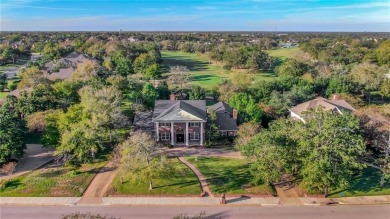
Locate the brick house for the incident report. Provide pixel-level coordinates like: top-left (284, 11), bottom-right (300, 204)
top-left (133, 99), bottom-right (238, 146)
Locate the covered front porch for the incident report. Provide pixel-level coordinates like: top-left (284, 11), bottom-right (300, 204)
top-left (156, 121), bottom-right (205, 146)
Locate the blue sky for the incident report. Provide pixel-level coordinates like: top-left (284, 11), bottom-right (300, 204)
top-left (1, 0), bottom-right (389, 31)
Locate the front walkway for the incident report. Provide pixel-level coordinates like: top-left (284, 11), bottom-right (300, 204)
top-left (0, 144), bottom-right (54, 180)
top-left (164, 146), bottom-right (243, 159)
top-left (275, 186), bottom-right (303, 206)
top-left (76, 162), bottom-right (117, 205)
top-left (178, 157), bottom-right (214, 198)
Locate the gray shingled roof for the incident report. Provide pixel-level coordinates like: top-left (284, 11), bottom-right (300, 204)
top-left (153, 100), bottom-right (207, 121)
top-left (215, 113), bottom-right (238, 131)
top-left (209, 101), bottom-right (233, 114)
top-left (133, 111), bottom-right (154, 131)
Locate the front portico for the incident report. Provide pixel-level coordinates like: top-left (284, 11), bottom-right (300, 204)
top-left (156, 121), bottom-right (204, 146)
top-left (153, 100), bottom-right (207, 146)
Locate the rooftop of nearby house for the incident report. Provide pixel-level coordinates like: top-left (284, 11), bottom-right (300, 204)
top-left (153, 100), bottom-right (207, 122)
top-left (45, 52), bottom-right (95, 81)
top-left (289, 96), bottom-right (355, 118)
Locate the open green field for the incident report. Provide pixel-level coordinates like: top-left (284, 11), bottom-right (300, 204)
top-left (109, 158), bottom-right (202, 196)
top-left (0, 159), bottom-right (108, 197)
top-left (161, 51), bottom-right (278, 90)
top-left (186, 157), bottom-right (276, 196)
top-left (0, 92), bottom-right (7, 98)
top-left (328, 167), bottom-right (390, 198)
top-left (267, 47), bottom-right (301, 60)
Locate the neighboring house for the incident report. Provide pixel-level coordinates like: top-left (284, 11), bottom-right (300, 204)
top-left (209, 101), bottom-right (238, 137)
top-left (45, 52), bottom-right (95, 81)
top-left (134, 99), bottom-right (238, 146)
top-left (289, 96), bottom-right (355, 123)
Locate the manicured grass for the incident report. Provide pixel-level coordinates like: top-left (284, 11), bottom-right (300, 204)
top-left (186, 157), bottom-right (276, 196)
top-left (267, 47), bottom-right (301, 60)
top-left (109, 157), bottom-right (202, 196)
top-left (162, 51), bottom-right (278, 90)
top-left (328, 167), bottom-right (390, 198)
top-left (0, 92), bottom-right (7, 98)
top-left (162, 51), bottom-right (231, 90)
top-left (0, 159), bottom-right (108, 197)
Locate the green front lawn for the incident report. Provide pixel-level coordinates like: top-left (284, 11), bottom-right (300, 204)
top-left (328, 167), bottom-right (390, 198)
top-left (0, 159), bottom-right (108, 197)
top-left (186, 157), bottom-right (276, 196)
top-left (161, 51), bottom-right (278, 90)
top-left (0, 92), bottom-right (7, 98)
top-left (109, 157), bottom-right (202, 195)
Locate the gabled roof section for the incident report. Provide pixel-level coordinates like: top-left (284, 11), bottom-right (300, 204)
top-left (209, 101), bottom-right (233, 114)
top-left (289, 97), bottom-right (355, 117)
top-left (153, 100), bottom-right (207, 121)
top-left (215, 113), bottom-right (238, 131)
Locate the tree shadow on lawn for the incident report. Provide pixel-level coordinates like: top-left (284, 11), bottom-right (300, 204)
top-left (208, 170), bottom-right (252, 193)
top-left (328, 167), bottom-right (390, 197)
top-left (162, 56), bottom-right (209, 72)
top-left (192, 75), bottom-right (216, 82)
top-left (153, 180), bottom-right (200, 189)
top-left (3, 179), bottom-right (23, 190)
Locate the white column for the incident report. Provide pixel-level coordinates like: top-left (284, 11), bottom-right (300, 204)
top-left (156, 122), bottom-right (159, 141)
top-left (171, 122), bottom-right (174, 145)
top-left (200, 122), bottom-right (204, 146)
top-left (185, 122), bottom-right (189, 146)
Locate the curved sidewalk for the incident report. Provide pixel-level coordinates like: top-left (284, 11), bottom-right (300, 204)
top-left (178, 157), bottom-right (215, 198)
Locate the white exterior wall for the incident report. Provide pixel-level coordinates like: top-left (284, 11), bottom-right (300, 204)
top-left (290, 111), bottom-right (306, 123)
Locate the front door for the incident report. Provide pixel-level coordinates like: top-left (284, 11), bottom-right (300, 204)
top-left (176, 134), bottom-right (184, 143)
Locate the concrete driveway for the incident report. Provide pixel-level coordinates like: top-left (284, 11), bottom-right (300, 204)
top-left (163, 146), bottom-right (243, 159)
top-left (1, 144), bottom-right (54, 180)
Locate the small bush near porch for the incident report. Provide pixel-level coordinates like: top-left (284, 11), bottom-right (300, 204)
top-left (109, 158), bottom-right (201, 195)
top-left (186, 157), bottom-right (276, 196)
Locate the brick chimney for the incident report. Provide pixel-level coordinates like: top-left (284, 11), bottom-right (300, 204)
top-left (332, 94), bottom-right (340, 100)
top-left (169, 94), bottom-right (176, 100)
top-left (233, 109), bottom-right (238, 122)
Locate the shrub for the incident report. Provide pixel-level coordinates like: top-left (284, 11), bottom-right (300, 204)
top-left (61, 212), bottom-right (118, 219)
top-left (7, 81), bottom-right (17, 91)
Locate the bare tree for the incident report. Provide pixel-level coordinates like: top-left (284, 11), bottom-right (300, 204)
top-left (168, 65), bottom-right (191, 90)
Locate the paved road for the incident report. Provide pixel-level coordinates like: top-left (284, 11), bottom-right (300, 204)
top-left (1, 205), bottom-right (389, 219)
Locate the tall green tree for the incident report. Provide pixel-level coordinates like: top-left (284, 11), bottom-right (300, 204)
top-left (240, 108), bottom-right (365, 196)
top-left (229, 93), bottom-right (262, 123)
top-left (275, 59), bottom-right (309, 77)
top-left (142, 83), bottom-right (158, 109)
top-left (118, 131), bottom-right (172, 190)
top-left (297, 108), bottom-right (365, 196)
top-left (0, 107), bottom-right (26, 163)
top-left (351, 63), bottom-right (386, 103)
top-left (144, 64), bottom-right (161, 80)
top-left (189, 85), bottom-right (206, 100)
